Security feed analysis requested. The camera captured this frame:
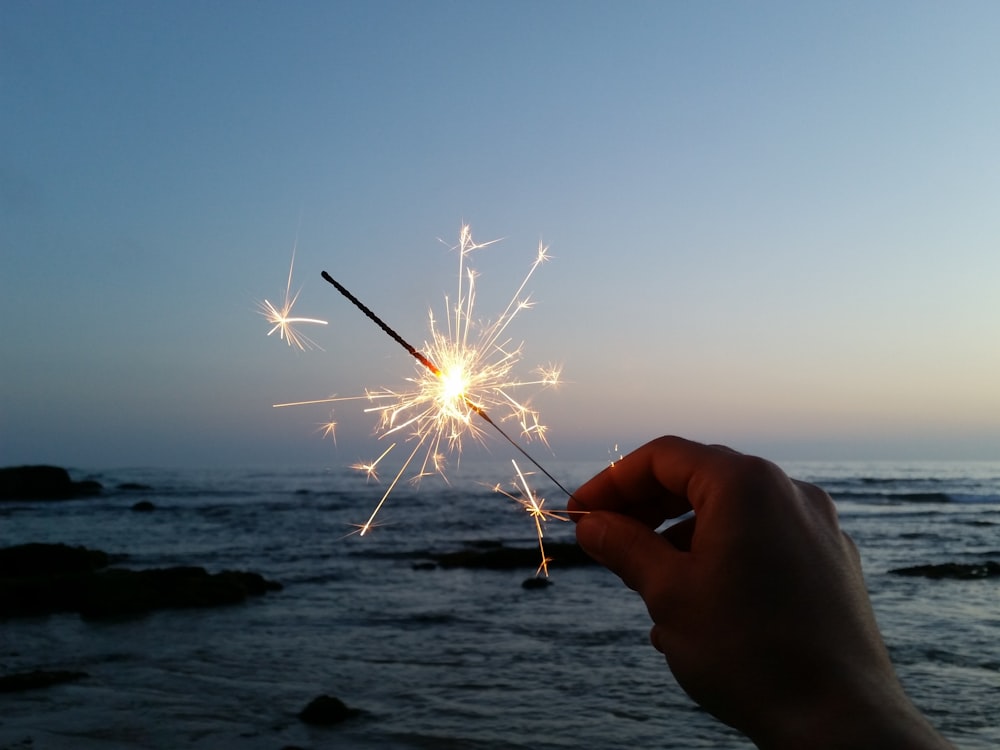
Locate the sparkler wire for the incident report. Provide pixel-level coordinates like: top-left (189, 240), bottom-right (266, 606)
top-left (320, 270), bottom-right (574, 499)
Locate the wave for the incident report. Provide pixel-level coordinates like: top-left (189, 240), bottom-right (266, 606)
top-left (859, 476), bottom-right (943, 485)
top-left (833, 490), bottom-right (958, 504)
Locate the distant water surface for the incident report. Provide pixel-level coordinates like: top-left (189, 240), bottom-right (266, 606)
top-left (1, 459), bottom-right (997, 749)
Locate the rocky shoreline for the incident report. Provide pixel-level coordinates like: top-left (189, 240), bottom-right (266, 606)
top-left (0, 465), bottom-right (102, 501)
top-left (0, 540), bottom-right (364, 731)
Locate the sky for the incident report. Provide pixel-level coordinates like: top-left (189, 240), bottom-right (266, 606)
top-left (2, 1), bottom-right (999, 469)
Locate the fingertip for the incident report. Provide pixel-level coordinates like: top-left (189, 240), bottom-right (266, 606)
top-left (575, 511), bottom-right (608, 564)
top-left (566, 493), bottom-right (590, 520)
top-left (577, 510), bottom-right (681, 598)
top-left (569, 462), bottom-right (616, 514)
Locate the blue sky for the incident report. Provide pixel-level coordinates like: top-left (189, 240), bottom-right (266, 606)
top-left (2, 1), bottom-right (999, 468)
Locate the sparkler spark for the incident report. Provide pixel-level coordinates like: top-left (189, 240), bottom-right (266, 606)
top-left (259, 243), bottom-right (328, 350)
top-left (493, 460), bottom-right (573, 579)
top-left (319, 417), bottom-right (338, 444)
top-left (274, 225), bottom-right (568, 539)
top-left (350, 443), bottom-right (396, 482)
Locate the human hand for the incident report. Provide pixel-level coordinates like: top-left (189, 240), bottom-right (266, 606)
top-left (570, 436), bottom-right (953, 750)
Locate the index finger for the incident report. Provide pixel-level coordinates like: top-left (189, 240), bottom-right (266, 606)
top-left (569, 436), bottom-right (740, 526)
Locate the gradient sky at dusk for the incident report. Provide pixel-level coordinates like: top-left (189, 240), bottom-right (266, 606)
top-left (3, 1), bottom-right (999, 468)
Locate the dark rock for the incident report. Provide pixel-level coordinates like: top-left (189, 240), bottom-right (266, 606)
top-left (298, 694), bottom-right (361, 726)
top-left (131, 500), bottom-right (156, 512)
top-left (0, 543), bottom-right (110, 578)
top-left (889, 561), bottom-right (1000, 580)
top-left (0, 465), bottom-right (102, 500)
top-left (0, 669), bottom-right (88, 693)
top-left (522, 576), bottom-right (552, 589)
top-left (0, 543), bottom-right (112, 617)
top-left (0, 543), bottom-right (282, 619)
top-left (78, 567), bottom-right (283, 620)
top-left (425, 541), bottom-right (594, 571)
top-left (118, 482), bottom-right (153, 491)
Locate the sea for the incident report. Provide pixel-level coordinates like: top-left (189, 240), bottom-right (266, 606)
top-left (1, 458), bottom-right (998, 750)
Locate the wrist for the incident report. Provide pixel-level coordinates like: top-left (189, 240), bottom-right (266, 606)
top-left (750, 678), bottom-right (954, 750)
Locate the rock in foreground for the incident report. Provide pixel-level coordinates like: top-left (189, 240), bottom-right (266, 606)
top-left (0, 542), bottom-right (282, 619)
top-left (0, 542), bottom-right (110, 578)
top-left (298, 694), bottom-right (362, 726)
top-left (77, 566), bottom-right (283, 619)
top-left (0, 669), bottom-right (88, 693)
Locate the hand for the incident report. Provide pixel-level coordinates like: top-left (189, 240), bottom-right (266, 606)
top-left (570, 436), bottom-right (953, 750)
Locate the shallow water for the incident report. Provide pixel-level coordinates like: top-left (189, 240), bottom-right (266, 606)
top-left (1, 460), bottom-right (998, 749)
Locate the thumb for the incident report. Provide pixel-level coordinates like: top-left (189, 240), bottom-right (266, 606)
top-left (576, 510), bottom-right (679, 596)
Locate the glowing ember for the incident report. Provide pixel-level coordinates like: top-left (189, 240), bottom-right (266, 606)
top-left (258, 242), bottom-right (327, 351)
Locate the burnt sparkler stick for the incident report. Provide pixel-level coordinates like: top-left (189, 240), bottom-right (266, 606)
top-left (321, 271), bottom-right (440, 376)
top-left (320, 270), bottom-right (574, 499)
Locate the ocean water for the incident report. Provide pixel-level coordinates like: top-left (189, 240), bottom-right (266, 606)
top-left (1, 459), bottom-right (998, 749)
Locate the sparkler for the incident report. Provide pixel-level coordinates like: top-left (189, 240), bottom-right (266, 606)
top-left (318, 271), bottom-right (572, 497)
top-left (267, 225), bottom-right (576, 574)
